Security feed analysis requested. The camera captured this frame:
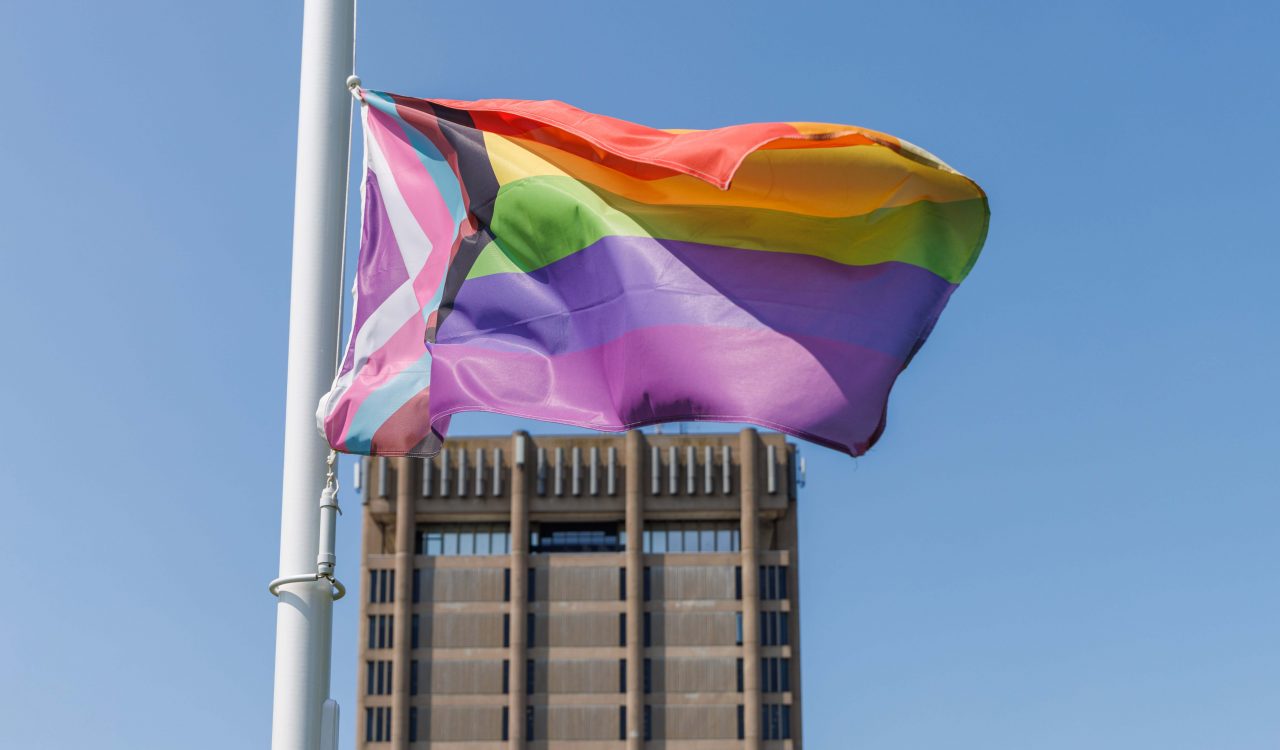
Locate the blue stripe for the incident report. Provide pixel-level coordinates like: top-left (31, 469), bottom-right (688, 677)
top-left (342, 353), bottom-right (433, 454)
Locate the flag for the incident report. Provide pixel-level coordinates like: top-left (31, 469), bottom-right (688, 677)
top-left (319, 90), bottom-right (989, 457)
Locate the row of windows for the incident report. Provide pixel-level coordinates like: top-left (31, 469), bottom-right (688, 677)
top-left (417, 524), bottom-right (511, 556)
top-left (371, 696), bottom-right (783, 737)
top-left (642, 521), bottom-right (741, 553)
top-left (418, 524), bottom-right (740, 557)
top-left (368, 569), bottom-right (394, 603)
top-left (408, 523), bottom-right (775, 558)
top-left (365, 660), bottom-right (392, 696)
top-left (367, 614), bottom-right (393, 650)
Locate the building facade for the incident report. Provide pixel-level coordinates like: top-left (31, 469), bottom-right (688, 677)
top-left (357, 429), bottom-right (802, 750)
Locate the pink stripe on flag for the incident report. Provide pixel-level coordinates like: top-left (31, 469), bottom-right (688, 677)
top-left (367, 109), bottom-right (458, 304)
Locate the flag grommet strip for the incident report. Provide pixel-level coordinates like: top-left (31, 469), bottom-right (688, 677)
top-left (268, 573), bottom-right (347, 601)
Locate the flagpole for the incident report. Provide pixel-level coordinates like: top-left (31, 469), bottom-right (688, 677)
top-left (272, 1), bottom-right (355, 749)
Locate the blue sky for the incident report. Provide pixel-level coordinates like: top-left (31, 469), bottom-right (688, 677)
top-left (2, 1), bottom-right (1278, 748)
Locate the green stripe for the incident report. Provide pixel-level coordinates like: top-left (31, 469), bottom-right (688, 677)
top-left (465, 175), bottom-right (988, 283)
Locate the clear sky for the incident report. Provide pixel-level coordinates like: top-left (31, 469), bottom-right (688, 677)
top-left (1, 1), bottom-right (1277, 748)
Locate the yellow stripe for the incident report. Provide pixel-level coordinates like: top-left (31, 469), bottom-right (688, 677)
top-left (482, 131), bottom-right (981, 219)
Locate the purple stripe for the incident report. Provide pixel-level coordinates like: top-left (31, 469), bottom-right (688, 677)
top-left (428, 324), bottom-right (905, 456)
top-left (438, 237), bottom-right (954, 361)
top-left (340, 170), bottom-right (411, 377)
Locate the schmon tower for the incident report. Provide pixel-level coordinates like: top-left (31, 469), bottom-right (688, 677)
top-left (356, 429), bottom-right (802, 749)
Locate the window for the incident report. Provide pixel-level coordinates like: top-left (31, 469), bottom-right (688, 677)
top-left (530, 522), bottom-right (623, 553)
top-left (735, 612), bottom-right (743, 646)
top-left (648, 527), bottom-right (667, 553)
top-left (504, 568), bottom-right (511, 602)
top-left (525, 706), bottom-right (535, 741)
top-left (526, 659), bottom-right (536, 695)
top-left (619, 705), bottom-right (627, 741)
top-left (761, 657), bottom-right (790, 693)
top-left (408, 706), bottom-right (418, 743)
top-left (502, 660), bottom-right (510, 695)
top-left (643, 612), bottom-right (652, 647)
top-left (411, 569), bottom-right (420, 603)
top-left (501, 706), bottom-right (509, 741)
top-left (503, 614), bottom-right (510, 648)
top-left (644, 658), bottom-right (652, 694)
top-left (761, 611), bottom-right (791, 646)
top-left (735, 566), bottom-right (742, 600)
top-left (418, 523), bottom-right (510, 556)
top-left (737, 657), bottom-right (744, 692)
top-left (619, 659), bottom-right (627, 694)
top-left (365, 706), bottom-right (391, 742)
top-left (643, 522), bottom-right (741, 552)
top-left (365, 661), bottom-right (391, 695)
top-left (411, 614), bottom-right (419, 650)
top-left (528, 568), bottom-right (537, 602)
top-left (368, 569), bottom-right (395, 603)
top-left (377, 706), bottom-right (386, 742)
top-left (644, 705), bottom-right (653, 741)
top-left (422, 528), bottom-right (442, 555)
top-left (759, 565), bottom-right (789, 600)
top-left (643, 567), bottom-right (651, 601)
top-left (410, 660), bottom-right (419, 696)
top-left (367, 615), bottom-right (393, 649)
top-left (619, 568), bottom-right (626, 601)
top-left (762, 703), bottom-right (792, 740)
top-left (737, 705), bottom-right (744, 740)
top-left (619, 614), bottom-right (627, 647)
top-left (527, 613), bottom-right (536, 646)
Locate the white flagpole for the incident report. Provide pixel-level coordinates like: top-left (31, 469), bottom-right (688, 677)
top-left (272, 1), bottom-right (355, 748)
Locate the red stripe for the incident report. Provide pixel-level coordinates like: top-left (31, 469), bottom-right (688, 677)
top-left (391, 96), bottom-right (805, 189)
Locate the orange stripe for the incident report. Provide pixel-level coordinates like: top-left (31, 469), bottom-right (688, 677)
top-left (483, 131), bottom-right (982, 218)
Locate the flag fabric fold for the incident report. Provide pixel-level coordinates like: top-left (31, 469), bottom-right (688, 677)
top-left (319, 90), bottom-right (988, 457)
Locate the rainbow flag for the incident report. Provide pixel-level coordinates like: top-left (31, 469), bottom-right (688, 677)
top-left (319, 90), bottom-right (988, 457)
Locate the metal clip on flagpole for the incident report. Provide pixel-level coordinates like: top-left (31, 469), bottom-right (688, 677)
top-left (269, 451), bottom-right (347, 600)
top-left (346, 74), bottom-right (362, 99)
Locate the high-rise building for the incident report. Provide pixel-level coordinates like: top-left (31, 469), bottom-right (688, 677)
top-left (356, 429), bottom-right (802, 749)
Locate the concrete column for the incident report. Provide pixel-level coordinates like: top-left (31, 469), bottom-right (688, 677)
top-left (356, 458), bottom-right (377, 746)
top-left (391, 457), bottom-right (417, 749)
top-left (739, 429), bottom-right (762, 749)
top-left (781, 445), bottom-right (803, 750)
top-left (624, 430), bottom-right (645, 749)
top-left (509, 432), bottom-right (530, 750)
